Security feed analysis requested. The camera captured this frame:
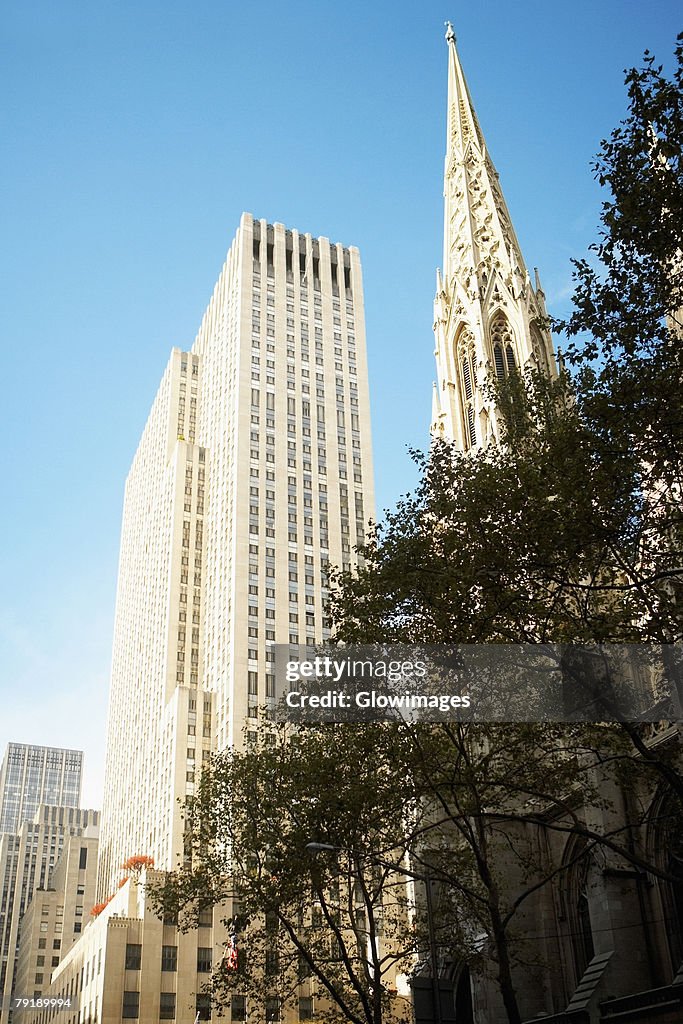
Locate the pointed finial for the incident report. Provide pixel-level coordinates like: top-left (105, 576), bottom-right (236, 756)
top-left (445, 21), bottom-right (456, 45)
top-left (534, 267), bottom-right (544, 294)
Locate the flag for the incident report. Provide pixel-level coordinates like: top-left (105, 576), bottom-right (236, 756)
top-left (222, 932), bottom-right (239, 971)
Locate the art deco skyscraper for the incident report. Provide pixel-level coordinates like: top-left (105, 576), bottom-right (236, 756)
top-left (431, 23), bottom-right (556, 449)
top-left (99, 214), bottom-right (374, 897)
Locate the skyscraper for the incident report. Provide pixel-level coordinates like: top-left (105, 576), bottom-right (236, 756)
top-left (0, 745), bottom-right (82, 836)
top-left (431, 22), bottom-right (556, 450)
top-left (99, 214), bottom-right (374, 898)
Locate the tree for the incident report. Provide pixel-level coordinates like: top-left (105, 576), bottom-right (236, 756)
top-left (557, 33), bottom-right (683, 663)
top-left (328, 371), bottom-right (646, 650)
top-left (559, 33), bottom-right (683, 454)
top-left (122, 854), bottom-right (155, 872)
top-left (390, 717), bottom-right (683, 1024)
top-left (329, 36), bottom-right (683, 786)
top-left (149, 725), bottom-right (419, 1024)
top-left (324, 36), bottom-right (683, 1019)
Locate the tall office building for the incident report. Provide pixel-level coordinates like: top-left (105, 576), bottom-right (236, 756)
top-left (99, 214), bottom-right (374, 898)
top-left (431, 22), bottom-right (556, 450)
top-left (0, 745), bottom-right (82, 836)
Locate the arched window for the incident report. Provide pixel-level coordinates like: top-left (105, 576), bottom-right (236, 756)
top-left (490, 314), bottom-right (516, 379)
top-left (454, 964), bottom-right (474, 1022)
top-left (493, 345), bottom-right (505, 379)
top-left (648, 787), bottom-right (683, 977)
top-left (561, 836), bottom-right (596, 986)
top-left (456, 327), bottom-right (477, 449)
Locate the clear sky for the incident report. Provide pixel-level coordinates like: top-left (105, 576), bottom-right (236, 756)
top-left (2, 1), bottom-right (680, 808)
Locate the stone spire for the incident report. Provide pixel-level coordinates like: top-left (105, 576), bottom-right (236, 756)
top-left (431, 25), bottom-right (556, 449)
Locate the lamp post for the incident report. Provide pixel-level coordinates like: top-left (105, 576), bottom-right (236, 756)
top-left (305, 843), bottom-right (443, 1024)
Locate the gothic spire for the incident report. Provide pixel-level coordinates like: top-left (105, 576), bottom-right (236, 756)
top-left (442, 23), bottom-right (526, 297)
top-left (432, 25), bottom-right (556, 449)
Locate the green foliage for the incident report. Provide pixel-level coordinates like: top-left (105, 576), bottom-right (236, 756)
top-left (557, 33), bottom-right (683, 571)
top-left (329, 369), bottom-right (649, 648)
top-left (560, 34), bottom-right (683, 365)
top-left (149, 725), bottom-right (417, 1024)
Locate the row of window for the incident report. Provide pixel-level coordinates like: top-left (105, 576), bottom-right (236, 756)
top-left (124, 943), bottom-right (212, 972)
top-left (253, 276), bottom-right (353, 313)
top-left (121, 990), bottom-right (313, 1021)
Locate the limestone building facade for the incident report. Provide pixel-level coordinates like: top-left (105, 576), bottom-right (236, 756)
top-left (13, 828), bottom-right (99, 1023)
top-left (24, 866), bottom-right (249, 1024)
top-left (98, 215), bottom-right (374, 903)
top-left (0, 744), bottom-right (86, 1021)
top-left (0, 807), bottom-right (99, 1024)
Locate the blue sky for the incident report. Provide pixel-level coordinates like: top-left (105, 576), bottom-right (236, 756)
top-left (2, 1), bottom-right (680, 807)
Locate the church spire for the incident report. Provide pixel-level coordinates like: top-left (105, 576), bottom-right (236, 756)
top-left (444, 21), bottom-right (486, 178)
top-left (432, 25), bottom-right (556, 449)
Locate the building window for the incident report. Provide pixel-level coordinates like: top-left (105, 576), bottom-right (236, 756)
top-left (299, 997), bottom-right (314, 1020)
top-left (197, 947), bottom-right (212, 972)
top-left (231, 996), bottom-right (246, 1021)
top-left (125, 944), bottom-right (142, 970)
top-left (159, 992), bottom-right (176, 1020)
top-left (161, 945), bottom-right (178, 971)
top-left (122, 991), bottom-right (140, 1019)
top-left (79, 847), bottom-right (88, 869)
top-left (266, 997), bottom-right (280, 1021)
top-left (162, 904), bottom-right (178, 925)
top-left (196, 994), bottom-right (211, 1020)
top-left (490, 314), bottom-right (516, 379)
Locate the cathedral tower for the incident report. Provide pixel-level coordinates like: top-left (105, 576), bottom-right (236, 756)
top-left (432, 23), bottom-right (556, 449)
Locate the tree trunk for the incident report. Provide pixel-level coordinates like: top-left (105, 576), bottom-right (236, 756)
top-left (490, 905), bottom-right (524, 1024)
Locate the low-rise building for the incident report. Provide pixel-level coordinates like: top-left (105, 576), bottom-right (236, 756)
top-left (14, 829), bottom-right (99, 1020)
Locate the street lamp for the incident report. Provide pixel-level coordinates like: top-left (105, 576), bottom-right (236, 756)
top-left (305, 843), bottom-right (443, 1024)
